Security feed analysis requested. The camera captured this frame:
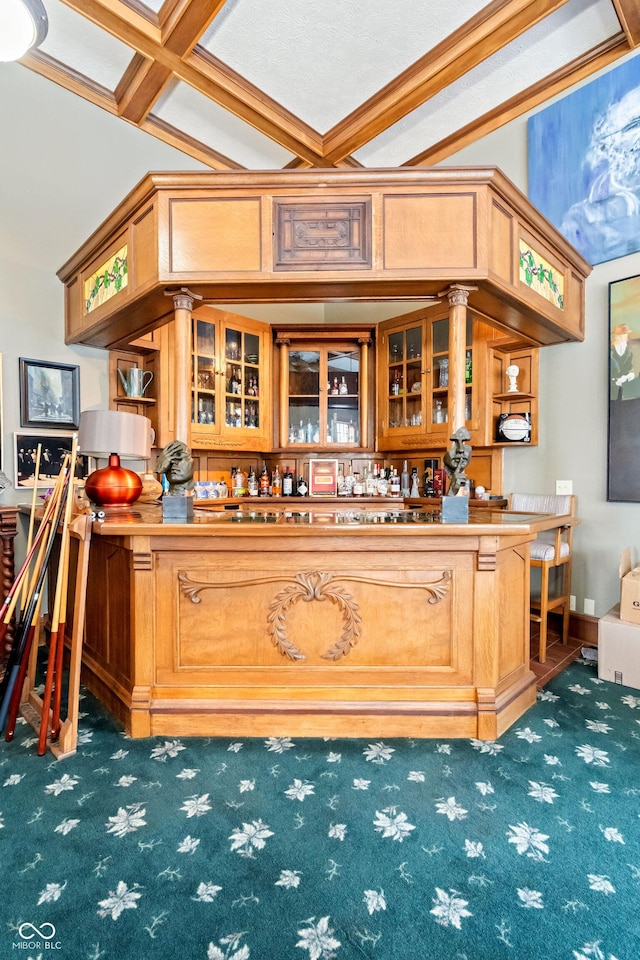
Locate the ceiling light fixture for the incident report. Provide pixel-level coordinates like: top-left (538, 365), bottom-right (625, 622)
top-left (0, 0), bottom-right (48, 62)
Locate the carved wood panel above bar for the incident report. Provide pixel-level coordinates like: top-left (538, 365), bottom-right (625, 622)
top-left (274, 199), bottom-right (371, 270)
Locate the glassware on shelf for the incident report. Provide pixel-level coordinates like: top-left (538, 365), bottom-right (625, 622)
top-left (438, 358), bottom-right (449, 387)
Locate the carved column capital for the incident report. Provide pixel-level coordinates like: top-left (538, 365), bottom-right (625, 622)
top-left (165, 287), bottom-right (203, 312)
top-left (438, 283), bottom-right (478, 308)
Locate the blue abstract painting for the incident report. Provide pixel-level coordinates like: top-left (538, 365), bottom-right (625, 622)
top-left (529, 53), bottom-right (640, 266)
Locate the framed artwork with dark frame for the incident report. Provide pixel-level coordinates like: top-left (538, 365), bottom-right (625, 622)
top-left (19, 357), bottom-right (80, 430)
top-left (14, 433), bottom-right (89, 489)
top-left (608, 272), bottom-right (640, 502)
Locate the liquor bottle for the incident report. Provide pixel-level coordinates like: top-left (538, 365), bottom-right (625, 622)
top-left (233, 465), bottom-right (247, 497)
top-left (410, 468), bottom-right (420, 498)
top-left (331, 377), bottom-right (339, 395)
top-left (390, 468), bottom-right (401, 497)
top-left (247, 466), bottom-right (259, 497)
top-left (272, 466), bottom-right (282, 497)
top-left (400, 460), bottom-right (410, 497)
top-left (296, 474), bottom-right (308, 496)
top-left (339, 376), bottom-right (348, 396)
top-left (259, 462), bottom-right (270, 496)
top-left (282, 466), bottom-right (294, 496)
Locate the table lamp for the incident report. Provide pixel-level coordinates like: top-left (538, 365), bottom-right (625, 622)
top-left (78, 410), bottom-right (152, 507)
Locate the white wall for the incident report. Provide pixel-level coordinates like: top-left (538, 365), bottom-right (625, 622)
top-left (0, 63), bottom-right (207, 507)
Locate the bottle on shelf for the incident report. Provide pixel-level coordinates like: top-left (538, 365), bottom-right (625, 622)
top-left (248, 465), bottom-right (259, 497)
top-left (298, 419), bottom-right (305, 442)
top-left (410, 468), bottom-right (420, 498)
top-left (465, 350), bottom-right (473, 384)
top-left (339, 376), bottom-right (348, 396)
top-left (331, 377), bottom-right (339, 395)
top-left (282, 466), bottom-right (294, 496)
top-left (390, 468), bottom-right (401, 497)
top-left (306, 419), bottom-right (314, 444)
top-left (233, 465), bottom-right (247, 497)
top-left (400, 460), bottom-right (410, 497)
top-left (296, 474), bottom-right (308, 496)
top-left (352, 472), bottom-right (363, 496)
top-left (272, 466), bottom-right (282, 497)
top-left (259, 462), bottom-right (270, 496)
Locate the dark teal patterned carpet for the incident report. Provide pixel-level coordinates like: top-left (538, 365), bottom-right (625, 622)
top-left (1, 658), bottom-right (639, 960)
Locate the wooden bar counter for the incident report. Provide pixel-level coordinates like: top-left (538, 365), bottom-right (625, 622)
top-left (79, 502), bottom-right (566, 741)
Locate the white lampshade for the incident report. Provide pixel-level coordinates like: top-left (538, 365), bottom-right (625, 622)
top-left (0, 0), bottom-right (48, 62)
top-left (78, 410), bottom-right (152, 460)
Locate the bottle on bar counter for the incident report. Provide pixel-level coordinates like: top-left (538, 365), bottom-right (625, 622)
top-left (400, 460), bottom-right (410, 497)
top-left (272, 466), bottom-right (282, 497)
top-left (282, 466), bottom-right (294, 496)
top-left (247, 465), bottom-right (259, 496)
top-left (259, 462), bottom-right (270, 496)
top-left (390, 468), bottom-right (401, 497)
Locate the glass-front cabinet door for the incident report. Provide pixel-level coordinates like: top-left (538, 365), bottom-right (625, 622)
top-left (286, 345), bottom-right (360, 446)
top-left (190, 306), bottom-right (270, 449)
top-left (276, 329), bottom-right (371, 449)
top-left (377, 310), bottom-right (476, 449)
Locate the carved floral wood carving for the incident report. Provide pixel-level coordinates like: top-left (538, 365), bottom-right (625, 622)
top-left (178, 569), bottom-right (451, 662)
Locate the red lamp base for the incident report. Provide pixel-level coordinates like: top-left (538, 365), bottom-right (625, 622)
top-left (84, 454), bottom-right (142, 507)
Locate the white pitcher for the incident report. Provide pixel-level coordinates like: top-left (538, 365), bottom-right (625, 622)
top-left (118, 366), bottom-right (153, 397)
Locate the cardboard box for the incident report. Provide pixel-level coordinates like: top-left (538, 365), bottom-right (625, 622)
top-left (598, 604), bottom-right (640, 689)
top-left (619, 548), bottom-right (640, 625)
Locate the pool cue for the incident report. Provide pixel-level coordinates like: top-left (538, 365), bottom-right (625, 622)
top-left (37, 442), bottom-right (77, 755)
top-left (0, 465), bottom-right (68, 648)
top-left (17, 446), bottom-right (42, 620)
top-left (49, 441), bottom-right (78, 741)
top-left (0, 463), bottom-right (71, 734)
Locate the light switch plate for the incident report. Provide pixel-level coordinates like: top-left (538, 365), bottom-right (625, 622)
top-left (555, 480), bottom-right (573, 495)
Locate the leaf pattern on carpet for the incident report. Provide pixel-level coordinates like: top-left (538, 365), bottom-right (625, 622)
top-left (1, 659), bottom-right (639, 959)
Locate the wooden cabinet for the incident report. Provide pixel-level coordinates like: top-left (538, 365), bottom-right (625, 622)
top-left (273, 326), bottom-right (374, 450)
top-left (190, 305), bottom-right (271, 451)
top-left (377, 308), bottom-right (492, 451)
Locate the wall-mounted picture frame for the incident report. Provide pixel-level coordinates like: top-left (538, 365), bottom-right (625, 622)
top-left (529, 54), bottom-right (640, 266)
top-left (608, 272), bottom-right (640, 502)
top-left (14, 433), bottom-right (89, 489)
top-left (19, 357), bottom-right (80, 430)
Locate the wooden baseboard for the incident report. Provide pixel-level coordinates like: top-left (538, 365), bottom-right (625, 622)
top-left (569, 612), bottom-right (598, 647)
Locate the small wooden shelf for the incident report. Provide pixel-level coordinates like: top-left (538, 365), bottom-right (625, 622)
top-left (113, 395), bottom-right (156, 405)
top-left (492, 391), bottom-right (535, 401)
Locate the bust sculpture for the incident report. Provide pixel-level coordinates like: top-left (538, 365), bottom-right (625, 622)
top-left (443, 426), bottom-right (472, 496)
top-left (154, 440), bottom-right (195, 496)
top-left (506, 364), bottom-right (520, 393)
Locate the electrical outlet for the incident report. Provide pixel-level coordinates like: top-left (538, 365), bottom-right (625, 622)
top-left (570, 595), bottom-right (576, 611)
top-left (584, 598), bottom-right (595, 616)
top-left (556, 480), bottom-right (573, 495)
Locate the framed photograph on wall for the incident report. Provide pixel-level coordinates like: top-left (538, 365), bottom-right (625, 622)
top-left (14, 433), bottom-right (89, 489)
top-left (19, 357), bottom-right (80, 430)
top-left (608, 273), bottom-right (640, 502)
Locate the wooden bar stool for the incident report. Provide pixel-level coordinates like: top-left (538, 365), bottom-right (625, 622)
top-left (508, 493), bottom-right (577, 664)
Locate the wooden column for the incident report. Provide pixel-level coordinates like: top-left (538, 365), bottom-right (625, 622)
top-left (438, 284), bottom-right (477, 433)
top-left (358, 336), bottom-right (372, 448)
top-left (166, 288), bottom-right (202, 446)
top-left (276, 336), bottom-right (290, 446)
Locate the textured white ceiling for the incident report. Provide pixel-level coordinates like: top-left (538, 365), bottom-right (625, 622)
top-left (355, 0), bottom-right (622, 166)
top-left (153, 80), bottom-right (295, 169)
top-left (39, 0), bottom-right (135, 91)
top-left (14, 0), bottom-right (635, 171)
top-left (199, 0), bottom-right (488, 133)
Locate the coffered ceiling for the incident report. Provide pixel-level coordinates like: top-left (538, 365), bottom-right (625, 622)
top-left (19, 0), bottom-right (640, 171)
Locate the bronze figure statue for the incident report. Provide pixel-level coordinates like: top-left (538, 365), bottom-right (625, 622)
top-left (154, 440), bottom-right (195, 496)
top-left (443, 426), bottom-right (472, 496)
